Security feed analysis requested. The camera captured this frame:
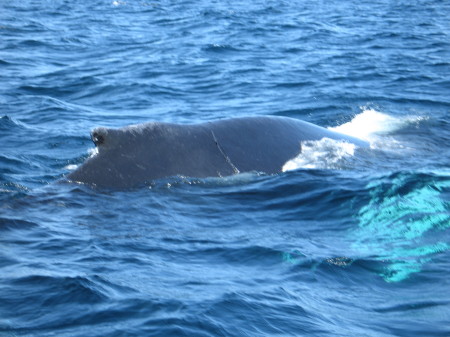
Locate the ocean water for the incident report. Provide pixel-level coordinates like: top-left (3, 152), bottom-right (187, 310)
top-left (1, 0), bottom-right (450, 336)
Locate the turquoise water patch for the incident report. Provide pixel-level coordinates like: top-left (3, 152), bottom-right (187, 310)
top-left (282, 249), bottom-right (307, 265)
top-left (351, 173), bottom-right (450, 282)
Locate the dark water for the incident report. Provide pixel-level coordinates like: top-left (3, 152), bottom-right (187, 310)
top-left (1, 0), bottom-right (450, 336)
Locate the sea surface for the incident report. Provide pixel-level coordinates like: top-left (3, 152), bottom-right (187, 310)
top-left (1, 0), bottom-right (450, 336)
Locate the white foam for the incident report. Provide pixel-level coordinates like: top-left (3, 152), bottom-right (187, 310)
top-left (331, 108), bottom-right (427, 144)
top-left (283, 108), bottom-right (426, 171)
top-left (329, 109), bottom-right (403, 140)
top-left (88, 147), bottom-right (99, 157)
top-left (282, 138), bottom-right (356, 171)
top-left (65, 148), bottom-right (98, 171)
top-left (64, 164), bottom-right (78, 171)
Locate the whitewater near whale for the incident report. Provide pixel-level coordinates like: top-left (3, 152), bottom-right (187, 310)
top-left (67, 116), bottom-right (369, 188)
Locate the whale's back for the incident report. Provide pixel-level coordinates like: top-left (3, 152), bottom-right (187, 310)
top-left (68, 116), bottom-right (369, 188)
top-left (208, 116), bottom-right (368, 173)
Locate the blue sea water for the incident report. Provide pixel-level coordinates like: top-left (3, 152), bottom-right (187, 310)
top-left (1, 0), bottom-right (450, 336)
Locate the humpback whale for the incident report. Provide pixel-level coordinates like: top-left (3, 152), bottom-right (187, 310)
top-left (67, 116), bottom-right (369, 188)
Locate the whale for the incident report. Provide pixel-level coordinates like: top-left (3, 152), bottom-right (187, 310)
top-left (67, 116), bottom-right (369, 188)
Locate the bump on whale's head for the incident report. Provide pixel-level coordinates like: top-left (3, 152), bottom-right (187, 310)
top-left (90, 123), bottom-right (157, 152)
top-left (90, 127), bottom-right (122, 151)
top-left (91, 127), bottom-right (107, 146)
top-left (91, 127), bottom-right (110, 147)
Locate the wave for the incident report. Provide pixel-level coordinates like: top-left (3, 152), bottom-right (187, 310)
top-left (0, 217), bottom-right (39, 231)
top-left (0, 115), bottom-right (25, 130)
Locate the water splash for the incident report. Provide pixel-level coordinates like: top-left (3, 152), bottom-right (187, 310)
top-left (64, 164), bottom-right (78, 171)
top-left (282, 138), bottom-right (356, 171)
top-left (283, 108), bottom-right (426, 171)
top-left (64, 148), bottom-right (98, 171)
top-left (330, 108), bottom-right (410, 141)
